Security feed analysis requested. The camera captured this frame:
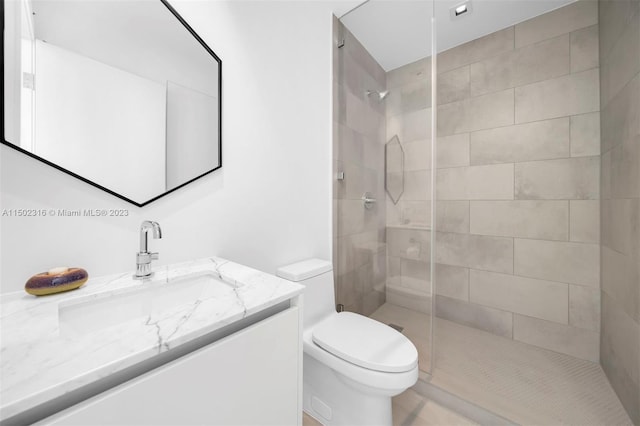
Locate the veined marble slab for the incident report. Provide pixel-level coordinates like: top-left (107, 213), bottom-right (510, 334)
top-left (0, 257), bottom-right (303, 421)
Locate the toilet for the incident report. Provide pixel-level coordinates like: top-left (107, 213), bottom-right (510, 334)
top-left (277, 259), bottom-right (419, 426)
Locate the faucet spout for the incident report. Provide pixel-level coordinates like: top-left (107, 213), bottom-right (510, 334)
top-left (135, 221), bottom-right (162, 279)
top-left (139, 220), bottom-right (162, 253)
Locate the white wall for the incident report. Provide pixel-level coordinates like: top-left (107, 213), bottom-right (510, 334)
top-left (35, 40), bottom-right (166, 203)
top-left (166, 81), bottom-right (218, 190)
top-left (0, 0), bottom-right (346, 293)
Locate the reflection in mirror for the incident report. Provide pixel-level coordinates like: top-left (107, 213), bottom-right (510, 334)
top-left (3, 0), bottom-right (222, 206)
top-left (385, 135), bottom-right (404, 204)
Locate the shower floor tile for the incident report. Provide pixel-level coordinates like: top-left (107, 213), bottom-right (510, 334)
top-left (371, 303), bottom-right (633, 426)
top-left (392, 389), bottom-right (478, 426)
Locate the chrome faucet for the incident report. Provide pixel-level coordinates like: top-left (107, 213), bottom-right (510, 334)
top-left (134, 220), bottom-right (162, 279)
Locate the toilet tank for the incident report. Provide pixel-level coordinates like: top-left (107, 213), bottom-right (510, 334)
top-left (277, 259), bottom-right (335, 327)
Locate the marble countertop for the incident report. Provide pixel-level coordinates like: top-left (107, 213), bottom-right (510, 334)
top-left (0, 257), bottom-right (303, 421)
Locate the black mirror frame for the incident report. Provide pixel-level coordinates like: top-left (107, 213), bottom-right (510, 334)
top-left (0, 0), bottom-right (222, 207)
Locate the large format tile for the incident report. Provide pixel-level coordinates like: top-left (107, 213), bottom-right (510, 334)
top-left (468, 89), bottom-right (514, 132)
top-left (570, 112), bottom-right (601, 157)
top-left (600, 292), bottom-right (640, 424)
top-left (436, 232), bottom-right (514, 273)
top-left (437, 133), bottom-right (470, 168)
top-left (571, 25), bottom-right (599, 73)
top-left (438, 66), bottom-right (470, 105)
top-left (470, 118), bottom-right (570, 165)
top-left (514, 0), bottom-right (598, 48)
top-left (400, 80), bottom-right (431, 115)
top-left (435, 264), bottom-right (469, 301)
top-left (435, 295), bottom-right (513, 338)
top-left (599, 0), bottom-right (640, 59)
top-left (470, 34), bottom-right (570, 96)
top-left (570, 200), bottom-right (600, 243)
top-left (438, 27), bottom-right (514, 74)
top-left (514, 239), bottom-right (600, 287)
top-left (470, 200), bottom-right (568, 240)
top-left (601, 198), bottom-right (639, 256)
top-left (403, 170), bottom-right (431, 201)
top-left (515, 157), bottom-right (599, 200)
top-left (470, 270), bottom-right (568, 324)
top-left (403, 140), bottom-right (431, 171)
top-left (600, 7), bottom-right (640, 105)
top-left (569, 284), bottom-right (600, 331)
top-left (436, 200), bottom-right (470, 233)
top-left (513, 314), bottom-right (600, 362)
top-left (601, 74), bottom-right (639, 153)
top-left (610, 136), bottom-right (640, 199)
top-left (387, 227), bottom-right (431, 262)
top-left (387, 57), bottom-right (430, 90)
top-left (437, 99), bottom-right (469, 137)
top-left (437, 164), bottom-right (514, 200)
top-left (514, 69), bottom-right (600, 123)
top-left (403, 108), bottom-right (432, 143)
top-left (601, 246), bottom-right (639, 323)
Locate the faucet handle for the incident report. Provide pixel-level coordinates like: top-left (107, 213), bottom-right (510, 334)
top-left (150, 252), bottom-right (159, 261)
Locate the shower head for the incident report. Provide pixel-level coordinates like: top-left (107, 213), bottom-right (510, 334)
top-left (366, 89), bottom-right (389, 101)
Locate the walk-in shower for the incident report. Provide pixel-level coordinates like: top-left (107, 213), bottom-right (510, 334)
top-left (333, 0), bottom-right (638, 424)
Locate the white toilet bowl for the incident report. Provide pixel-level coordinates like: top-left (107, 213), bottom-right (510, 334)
top-left (277, 259), bottom-right (418, 426)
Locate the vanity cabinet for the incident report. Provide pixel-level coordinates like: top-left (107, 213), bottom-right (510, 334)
top-left (36, 307), bottom-right (301, 426)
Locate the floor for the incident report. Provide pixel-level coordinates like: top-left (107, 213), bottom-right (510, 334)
top-left (370, 303), bottom-right (633, 426)
top-left (302, 389), bottom-right (476, 426)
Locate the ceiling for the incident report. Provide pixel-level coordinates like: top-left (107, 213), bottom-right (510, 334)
top-left (30, 0), bottom-right (219, 95)
top-left (340, 0), bottom-right (576, 71)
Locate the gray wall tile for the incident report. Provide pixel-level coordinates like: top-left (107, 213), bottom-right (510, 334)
top-left (470, 200), bottom-right (569, 240)
top-left (437, 133), bottom-right (470, 168)
top-left (514, 238), bottom-right (600, 287)
top-left (435, 264), bottom-right (469, 301)
top-left (515, 157), bottom-right (599, 200)
top-left (470, 35), bottom-right (570, 97)
top-left (570, 112), bottom-right (601, 157)
top-left (436, 232), bottom-right (514, 273)
top-left (438, 66), bottom-right (470, 105)
top-left (470, 118), bottom-right (570, 165)
top-left (515, 69), bottom-right (600, 123)
top-left (471, 270), bottom-right (569, 324)
top-left (438, 27), bottom-right (515, 74)
top-left (600, 74), bottom-right (639, 153)
top-left (468, 89), bottom-right (515, 131)
top-left (569, 284), bottom-right (601, 331)
top-left (514, 314), bottom-right (600, 362)
top-left (570, 200), bottom-right (600, 243)
top-left (601, 246), bottom-right (639, 323)
top-left (600, 292), bottom-right (640, 423)
top-left (571, 25), bottom-right (599, 73)
top-left (438, 164), bottom-right (514, 200)
top-left (514, 0), bottom-right (598, 48)
top-left (600, 8), bottom-right (640, 105)
top-left (436, 295), bottom-right (513, 338)
top-left (437, 200), bottom-right (470, 233)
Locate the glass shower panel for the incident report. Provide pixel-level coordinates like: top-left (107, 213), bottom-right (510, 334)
top-left (335, 0), bottom-right (435, 375)
top-left (429, 1), bottom-right (635, 424)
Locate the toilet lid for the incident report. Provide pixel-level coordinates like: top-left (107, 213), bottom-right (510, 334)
top-left (312, 312), bottom-right (418, 373)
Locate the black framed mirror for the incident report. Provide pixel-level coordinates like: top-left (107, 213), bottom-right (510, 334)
top-left (2, 0), bottom-right (222, 206)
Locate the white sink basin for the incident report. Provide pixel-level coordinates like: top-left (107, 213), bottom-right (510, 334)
top-left (58, 272), bottom-right (238, 337)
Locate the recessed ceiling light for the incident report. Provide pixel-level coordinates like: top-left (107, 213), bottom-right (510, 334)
top-left (450, 1), bottom-right (472, 19)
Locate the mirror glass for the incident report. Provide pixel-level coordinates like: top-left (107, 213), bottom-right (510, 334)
top-left (3, 0), bottom-right (222, 206)
top-left (385, 135), bottom-right (404, 204)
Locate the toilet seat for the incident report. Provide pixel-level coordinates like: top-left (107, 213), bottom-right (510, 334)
top-left (312, 312), bottom-right (418, 373)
